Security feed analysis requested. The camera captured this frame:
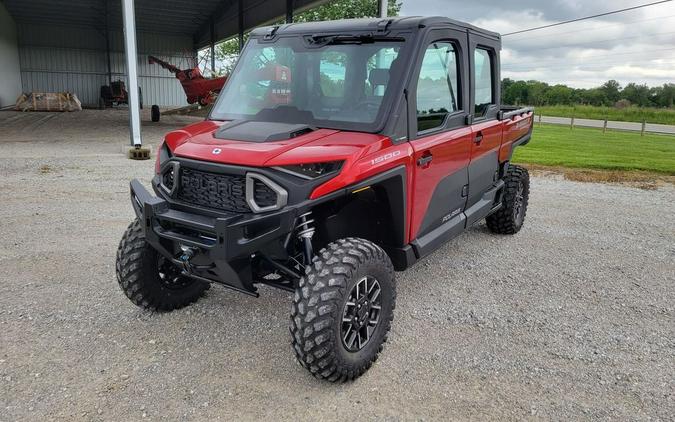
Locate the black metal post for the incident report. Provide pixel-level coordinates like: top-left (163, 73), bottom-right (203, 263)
top-left (286, 0), bottom-right (293, 23)
top-left (238, 0), bottom-right (244, 52)
top-left (209, 18), bottom-right (216, 74)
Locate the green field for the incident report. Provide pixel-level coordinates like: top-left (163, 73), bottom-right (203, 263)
top-left (512, 124), bottom-right (675, 174)
top-left (535, 105), bottom-right (675, 125)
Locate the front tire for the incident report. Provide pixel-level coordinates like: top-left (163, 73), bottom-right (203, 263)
top-left (486, 164), bottom-right (530, 234)
top-left (116, 219), bottom-right (209, 311)
top-left (290, 238), bottom-right (396, 382)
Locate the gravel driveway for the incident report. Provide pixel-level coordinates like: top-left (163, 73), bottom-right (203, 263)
top-left (1, 111), bottom-right (674, 421)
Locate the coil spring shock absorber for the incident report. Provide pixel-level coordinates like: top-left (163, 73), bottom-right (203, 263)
top-left (296, 211), bottom-right (315, 264)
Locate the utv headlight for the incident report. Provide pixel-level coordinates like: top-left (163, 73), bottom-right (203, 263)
top-left (156, 141), bottom-right (178, 195)
top-left (275, 161), bottom-right (343, 180)
top-left (155, 140), bottom-right (173, 174)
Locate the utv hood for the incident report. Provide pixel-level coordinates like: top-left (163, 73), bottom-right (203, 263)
top-left (165, 120), bottom-right (339, 167)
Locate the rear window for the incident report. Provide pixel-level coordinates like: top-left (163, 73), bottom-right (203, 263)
top-left (474, 48), bottom-right (494, 117)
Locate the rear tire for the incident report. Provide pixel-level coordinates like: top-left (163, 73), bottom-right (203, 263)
top-left (290, 238), bottom-right (396, 382)
top-left (486, 164), bottom-right (530, 234)
top-left (116, 219), bottom-right (209, 311)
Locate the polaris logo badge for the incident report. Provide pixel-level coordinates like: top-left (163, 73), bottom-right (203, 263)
top-left (371, 150), bottom-right (401, 165)
top-left (212, 148), bottom-right (222, 155)
top-left (442, 208), bottom-right (462, 223)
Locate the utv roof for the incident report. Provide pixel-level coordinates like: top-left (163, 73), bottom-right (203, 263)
top-left (250, 16), bottom-right (500, 40)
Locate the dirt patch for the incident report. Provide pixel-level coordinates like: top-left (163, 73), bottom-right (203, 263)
top-left (522, 164), bottom-right (675, 190)
top-left (38, 164), bottom-right (53, 174)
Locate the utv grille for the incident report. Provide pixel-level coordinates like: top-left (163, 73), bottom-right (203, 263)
top-left (176, 167), bottom-right (278, 213)
top-left (253, 179), bottom-right (278, 208)
top-left (178, 168), bottom-right (249, 212)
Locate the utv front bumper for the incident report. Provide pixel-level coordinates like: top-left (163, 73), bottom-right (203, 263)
top-left (129, 179), bottom-right (296, 296)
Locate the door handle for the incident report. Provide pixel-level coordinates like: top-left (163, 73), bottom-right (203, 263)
top-left (417, 153), bottom-right (433, 167)
top-left (474, 132), bottom-right (484, 144)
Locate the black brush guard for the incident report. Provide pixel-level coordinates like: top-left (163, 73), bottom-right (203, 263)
top-left (129, 179), bottom-right (296, 296)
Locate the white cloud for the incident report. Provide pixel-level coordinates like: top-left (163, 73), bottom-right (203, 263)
top-left (400, 0), bottom-right (675, 88)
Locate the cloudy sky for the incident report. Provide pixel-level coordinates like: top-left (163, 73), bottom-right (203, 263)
top-left (400, 0), bottom-right (675, 88)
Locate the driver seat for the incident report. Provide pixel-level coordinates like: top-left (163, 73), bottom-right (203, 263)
top-left (368, 68), bottom-right (390, 96)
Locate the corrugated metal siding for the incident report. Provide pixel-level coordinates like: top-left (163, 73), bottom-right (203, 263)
top-left (17, 24), bottom-right (195, 107)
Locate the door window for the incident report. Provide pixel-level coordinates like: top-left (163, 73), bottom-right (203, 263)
top-left (474, 48), bottom-right (494, 117)
top-left (416, 42), bottom-right (460, 132)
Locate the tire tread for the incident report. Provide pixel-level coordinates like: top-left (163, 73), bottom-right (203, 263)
top-left (115, 219), bottom-right (208, 312)
top-left (290, 238), bottom-right (395, 382)
top-left (486, 165), bottom-right (530, 235)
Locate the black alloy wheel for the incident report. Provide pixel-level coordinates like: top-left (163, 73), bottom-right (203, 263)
top-left (513, 181), bottom-right (526, 225)
top-left (341, 276), bottom-right (382, 352)
top-left (157, 256), bottom-right (191, 290)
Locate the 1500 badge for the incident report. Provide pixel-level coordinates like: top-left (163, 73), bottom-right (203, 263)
top-left (371, 150), bottom-right (401, 165)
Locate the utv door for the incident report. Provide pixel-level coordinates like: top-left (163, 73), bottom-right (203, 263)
top-left (465, 33), bottom-right (503, 226)
top-left (408, 28), bottom-right (472, 258)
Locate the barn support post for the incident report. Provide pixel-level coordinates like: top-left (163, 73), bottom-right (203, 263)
top-left (378, 0), bottom-right (387, 18)
top-left (121, 0), bottom-right (144, 152)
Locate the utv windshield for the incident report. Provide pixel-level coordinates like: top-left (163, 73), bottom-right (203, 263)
top-left (210, 36), bottom-right (406, 132)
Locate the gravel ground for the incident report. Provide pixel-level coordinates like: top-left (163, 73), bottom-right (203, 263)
top-left (1, 110), bottom-right (674, 421)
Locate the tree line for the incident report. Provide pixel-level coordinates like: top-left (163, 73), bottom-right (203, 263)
top-left (211, 0), bottom-right (401, 72)
top-left (502, 79), bottom-right (675, 108)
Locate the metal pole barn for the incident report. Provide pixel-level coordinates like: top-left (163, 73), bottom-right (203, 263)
top-left (121, 0), bottom-right (142, 147)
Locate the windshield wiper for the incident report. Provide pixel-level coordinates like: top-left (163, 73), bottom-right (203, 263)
top-left (305, 34), bottom-right (402, 47)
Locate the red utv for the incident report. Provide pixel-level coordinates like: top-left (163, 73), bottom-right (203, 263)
top-left (117, 16), bottom-right (534, 382)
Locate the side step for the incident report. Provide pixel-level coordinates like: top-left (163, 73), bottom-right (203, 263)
top-left (464, 180), bottom-right (504, 227)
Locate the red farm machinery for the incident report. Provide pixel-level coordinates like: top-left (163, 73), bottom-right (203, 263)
top-left (148, 55), bottom-right (227, 107)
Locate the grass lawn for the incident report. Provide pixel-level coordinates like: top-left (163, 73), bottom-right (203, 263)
top-left (535, 105), bottom-right (675, 125)
top-left (512, 124), bottom-right (675, 175)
